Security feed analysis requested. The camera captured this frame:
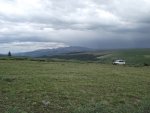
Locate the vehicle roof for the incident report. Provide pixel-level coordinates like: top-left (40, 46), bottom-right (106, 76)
top-left (115, 59), bottom-right (125, 61)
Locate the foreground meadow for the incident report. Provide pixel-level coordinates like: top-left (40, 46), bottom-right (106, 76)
top-left (0, 60), bottom-right (150, 113)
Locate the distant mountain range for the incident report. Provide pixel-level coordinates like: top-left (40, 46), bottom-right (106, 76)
top-left (15, 46), bottom-right (93, 57)
top-left (0, 54), bottom-right (5, 57)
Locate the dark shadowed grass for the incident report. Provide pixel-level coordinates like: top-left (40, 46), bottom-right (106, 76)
top-left (0, 59), bottom-right (150, 113)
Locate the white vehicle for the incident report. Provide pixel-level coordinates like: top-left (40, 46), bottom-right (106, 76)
top-left (113, 60), bottom-right (125, 65)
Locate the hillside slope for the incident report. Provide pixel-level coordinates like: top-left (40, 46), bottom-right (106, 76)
top-left (15, 46), bottom-right (92, 57)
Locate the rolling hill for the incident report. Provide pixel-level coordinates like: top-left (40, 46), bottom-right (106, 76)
top-left (10, 48), bottom-right (150, 66)
top-left (15, 46), bottom-right (93, 57)
top-left (48, 48), bottom-right (150, 65)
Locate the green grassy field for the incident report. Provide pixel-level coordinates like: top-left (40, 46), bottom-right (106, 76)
top-left (99, 49), bottom-right (150, 66)
top-left (0, 59), bottom-right (150, 113)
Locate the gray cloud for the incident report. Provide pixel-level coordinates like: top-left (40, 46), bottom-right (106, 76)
top-left (0, 42), bottom-right (68, 53)
top-left (0, 0), bottom-right (150, 53)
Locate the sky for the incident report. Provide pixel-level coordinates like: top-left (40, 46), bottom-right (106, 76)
top-left (0, 0), bottom-right (150, 53)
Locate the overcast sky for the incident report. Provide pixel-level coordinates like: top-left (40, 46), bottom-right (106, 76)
top-left (0, 0), bottom-right (150, 53)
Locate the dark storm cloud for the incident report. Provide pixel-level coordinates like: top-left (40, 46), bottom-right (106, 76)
top-left (0, 0), bottom-right (150, 53)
